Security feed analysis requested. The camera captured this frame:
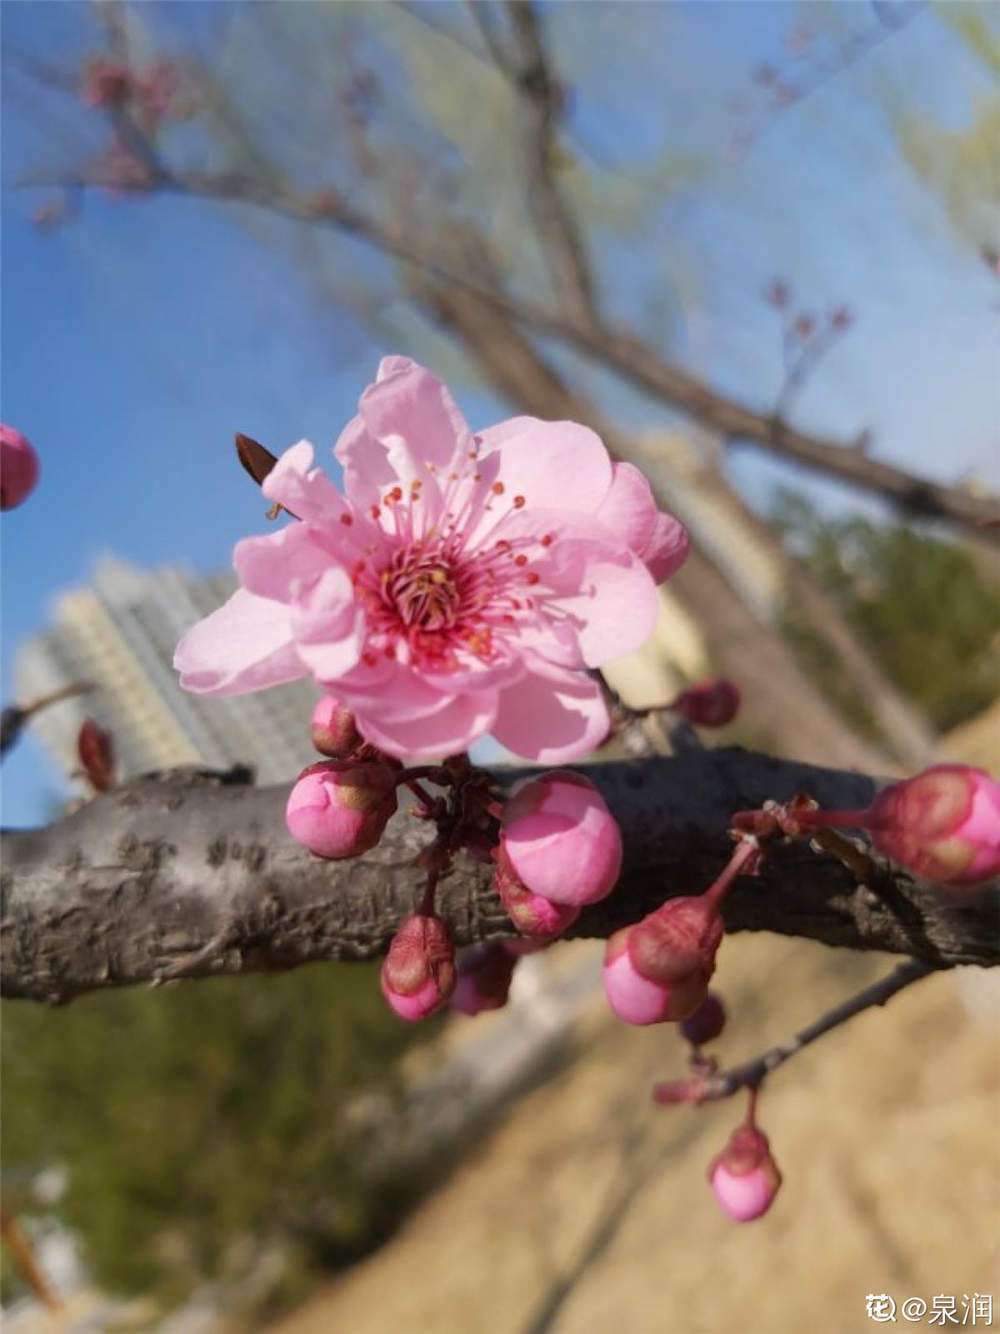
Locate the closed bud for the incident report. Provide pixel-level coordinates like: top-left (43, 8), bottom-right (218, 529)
top-left (310, 694), bottom-right (361, 757)
top-left (493, 843), bottom-right (580, 940)
top-left (77, 718), bottom-right (115, 793)
top-left (680, 992), bottom-right (727, 1047)
top-left (285, 759), bottom-right (396, 859)
top-left (499, 771), bottom-right (622, 907)
top-left (80, 57), bottom-right (131, 108)
top-left (602, 894), bottom-right (724, 1026)
top-left (450, 943), bottom-right (517, 1016)
top-left (708, 1123), bottom-right (782, 1223)
top-left (867, 764), bottom-right (1000, 889)
top-left (671, 678), bottom-right (740, 728)
top-left (380, 913), bottom-right (455, 1021)
top-left (1, 426), bottom-right (40, 511)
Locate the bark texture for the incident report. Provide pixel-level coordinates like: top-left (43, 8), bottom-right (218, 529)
top-left (3, 751), bottom-right (997, 1004)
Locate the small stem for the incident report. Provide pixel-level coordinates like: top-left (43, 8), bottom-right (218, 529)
top-left (398, 765), bottom-right (447, 785)
top-left (745, 1083), bottom-right (760, 1126)
top-left (702, 837), bottom-right (762, 910)
top-left (791, 807), bottom-right (872, 831)
top-left (419, 867), bottom-right (440, 918)
top-left (1, 681), bottom-right (95, 758)
top-left (653, 959), bottom-right (933, 1106)
top-left (403, 778), bottom-right (437, 812)
top-left (730, 804), bottom-right (872, 834)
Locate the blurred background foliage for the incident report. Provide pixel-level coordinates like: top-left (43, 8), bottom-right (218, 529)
top-left (1, 966), bottom-right (436, 1313)
top-left (774, 492), bottom-right (1000, 739)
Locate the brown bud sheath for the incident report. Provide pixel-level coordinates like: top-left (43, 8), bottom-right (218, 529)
top-left (77, 718), bottom-right (115, 793)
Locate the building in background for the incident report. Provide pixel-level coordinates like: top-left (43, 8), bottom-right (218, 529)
top-left (15, 555), bottom-right (318, 786)
top-left (16, 449), bottom-right (792, 789)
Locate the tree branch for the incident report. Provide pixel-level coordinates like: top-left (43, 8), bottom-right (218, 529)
top-left (501, 0), bottom-right (598, 327)
top-left (653, 958), bottom-right (934, 1105)
top-left (3, 751), bottom-right (997, 1004)
top-left (19, 162), bottom-right (998, 539)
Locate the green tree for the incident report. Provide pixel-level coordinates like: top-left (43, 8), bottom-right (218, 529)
top-left (774, 491), bottom-right (1000, 737)
top-left (1, 963), bottom-right (436, 1313)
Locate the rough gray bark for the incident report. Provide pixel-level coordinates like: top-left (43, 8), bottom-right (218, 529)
top-left (3, 751), bottom-right (997, 1005)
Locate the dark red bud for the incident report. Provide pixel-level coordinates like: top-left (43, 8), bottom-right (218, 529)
top-left (77, 718), bottom-right (115, 793)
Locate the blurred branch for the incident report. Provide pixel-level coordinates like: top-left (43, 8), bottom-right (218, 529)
top-left (18, 158), bottom-right (999, 538)
top-left (466, 0), bottom-right (515, 74)
top-left (500, 0), bottom-right (598, 326)
top-left (416, 268), bottom-right (939, 770)
top-left (393, 1), bottom-right (496, 69)
top-left (3, 752), bottom-right (998, 1004)
top-left (1, 682), bottom-right (94, 758)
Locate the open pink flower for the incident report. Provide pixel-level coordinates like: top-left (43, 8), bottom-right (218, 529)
top-left (175, 357), bottom-right (688, 761)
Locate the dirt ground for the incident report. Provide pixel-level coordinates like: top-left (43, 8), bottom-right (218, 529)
top-left (268, 933), bottom-right (999, 1334)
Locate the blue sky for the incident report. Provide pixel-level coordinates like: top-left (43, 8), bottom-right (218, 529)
top-left (2, 1), bottom-right (997, 826)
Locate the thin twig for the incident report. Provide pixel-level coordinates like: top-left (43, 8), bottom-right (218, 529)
top-left (654, 959), bottom-right (935, 1105)
top-left (1, 682), bottom-right (95, 758)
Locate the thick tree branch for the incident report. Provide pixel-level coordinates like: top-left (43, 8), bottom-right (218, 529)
top-left (3, 751), bottom-right (997, 1004)
top-left (20, 162), bottom-right (999, 540)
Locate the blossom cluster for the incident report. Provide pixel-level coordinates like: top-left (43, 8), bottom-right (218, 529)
top-left (172, 357), bottom-right (999, 1227)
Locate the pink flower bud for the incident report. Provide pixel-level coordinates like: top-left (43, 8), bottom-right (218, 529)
top-left (680, 992), bottom-right (727, 1047)
top-left (1, 426), bottom-right (40, 510)
top-left (602, 894), bottom-right (724, 1026)
top-left (499, 771), bottom-right (623, 907)
top-left (380, 913), bottom-right (456, 1021)
top-left (285, 759), bottom-right (396, 859)
top-left (493, 844), bottom-right (581, 940)
top-left (708, 1123), bottom-right (782, 1222)
top-left (866, 765), bottom-right (1000, 889)
top-left (80, 57), bottom-right (131, 108)
top-left (450, 943), bottom-right (517, 1016)
top-left (310, 694), bottom-right (361, 758)
top-left (671, 678), bottom-right (740, 728)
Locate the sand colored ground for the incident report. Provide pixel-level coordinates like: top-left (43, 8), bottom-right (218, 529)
top-left (270, 933), bottom-right (999, 1334)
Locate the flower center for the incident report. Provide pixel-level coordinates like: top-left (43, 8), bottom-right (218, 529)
top-left (387, 554), bottom-right (460, 630)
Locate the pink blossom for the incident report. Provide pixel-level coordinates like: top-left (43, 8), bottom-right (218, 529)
top-left (708, 1124), bottom-right (782, 1223)
top-left (1, 425), bottom-right (40, 510)
top-left (380, 913), bottom-right (456, 1021)
top-left (782, 764), bottom-right (1000, 890)
top-left (867, 764), bottom-right (1000, 889)
top-left (671, 677), bottom-right (740, 728)
top-left (285, 759), bottom-right (397, 859)
top-left (80, 57), bottom-right (131, 108)
top-left (602, 894), bottom-right (725, 1026)
top-left (174, 358), bottom-right (687, 762)
top-left (499, 771), bottom-right (623, 906)
top-left (493, 844), bottom-right (581, 940)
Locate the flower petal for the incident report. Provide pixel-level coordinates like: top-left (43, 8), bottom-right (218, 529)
top-left (488, 509), bottom-right (660, 667)
top-left (289, 566), bottom-right (365, 680)
top-left (356, 689), bottom-right (499, 760)
top-left (360, 359), bottom-right (472, 488)
top-left (642, 511), bottom-right (691, 583)
top-left (234, 524), bottom-right (334, 603)
top-left (262, 440), bottom-right (349, 524)
top-left (596, 462), bottom-right (657, 559)
top-left (174, 588), bottom-right (305, 695)
top-left (477, 418), bottom-right (614, 515)
top-left (492, 660), bottom-right (610, 763)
